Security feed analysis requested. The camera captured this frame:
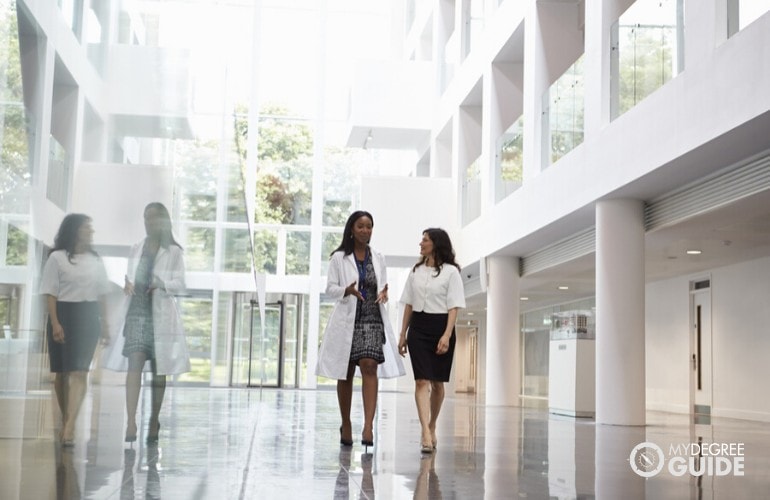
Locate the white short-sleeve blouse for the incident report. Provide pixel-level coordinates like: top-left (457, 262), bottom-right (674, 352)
top-left (400, 263), bottom-right (465, 313)
top-left (39, 250), bottom-right (109, 302)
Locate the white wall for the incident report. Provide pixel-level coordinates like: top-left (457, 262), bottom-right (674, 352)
top-left (361, 176), bottom-right (455, 263)
top-left (646, 255), bottom-right (770, 421)
top-left (72, 162), bottom-right (173, 247)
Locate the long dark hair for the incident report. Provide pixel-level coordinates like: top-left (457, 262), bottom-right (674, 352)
top-left (51, 213), bottom-right (98, 262)
top-left (413, 227), bottom-right (460, 275)
top-left (145, 202), bottom-right (182, 249)
top-left (331, 210), bottom-right (374, 256)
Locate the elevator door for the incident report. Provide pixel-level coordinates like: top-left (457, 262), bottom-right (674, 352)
top-left (691, 283), bottom-right (712, 415)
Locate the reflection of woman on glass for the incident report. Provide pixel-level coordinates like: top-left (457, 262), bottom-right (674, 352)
top-left (40, 214), bottom-right (110, 447)
top-left (317, 211), bottom-right (404, 450)
top-left (122, 202), bottom-right (190, 444)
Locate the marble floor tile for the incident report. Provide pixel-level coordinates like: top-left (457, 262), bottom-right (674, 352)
top-left (1, 384), bottom-right (769, 499)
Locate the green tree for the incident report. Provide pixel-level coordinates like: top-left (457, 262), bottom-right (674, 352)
top-left (1, 2), bottom-right (31, 213)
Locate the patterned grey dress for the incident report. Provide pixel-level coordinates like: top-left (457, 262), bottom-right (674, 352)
top-left (350, 252), bottom-right (385, 364)
top-left (122, 246), bottom-right (157, 358)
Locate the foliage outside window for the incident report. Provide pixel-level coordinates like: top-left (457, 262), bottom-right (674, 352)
top-left (177, 297), bottom-right (213, 384)
top-left (613, 0), bottom-right (682, 119)
top-left (1, 5), bottom-right (31, 214)
top-left (286, 230), bottom-right (310, 275)
top-left (496, 116), bottom-right (524, 202)
top-left (184, 226), bottom-right (215, 272)
top-left (546, 55), bottom-right (585, 165)
top-left (252, 229), bottom-right (278, 274)
top-left (223, 227), bottom-right (251, 273)
top-left (174, 139), bottom-right (218, 222)
top-left (6, 224), bottom-right (28, 266)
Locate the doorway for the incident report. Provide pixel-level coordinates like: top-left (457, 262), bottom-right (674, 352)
top-left (690, 279), bottom-right (712, 416)
top-left (230, 293), bottom-right (303, 388)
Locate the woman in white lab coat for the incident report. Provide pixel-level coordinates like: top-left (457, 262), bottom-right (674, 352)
top-left (120, 202), bottom-right (190, 444)
top-left (316, 211), bottom-right (404, 450)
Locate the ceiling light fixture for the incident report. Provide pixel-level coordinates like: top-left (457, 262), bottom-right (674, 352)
top-left (558, 286), bottom-right (569, 290)
top-left (686, 249), bottom-right (702, 255)
top-left (520, 297), bottom-right (529, 301)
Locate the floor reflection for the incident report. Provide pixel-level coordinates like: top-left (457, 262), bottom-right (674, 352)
top-left (2, 386), bottom-right (770, 499)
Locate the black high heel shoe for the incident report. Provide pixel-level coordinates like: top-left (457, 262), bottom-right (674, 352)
top-left (361, 431), bottom-right (374, 451)
top-left (146, 421), bottom-right (160, 444)
top-left (339, 426), bottom-right (353, 447)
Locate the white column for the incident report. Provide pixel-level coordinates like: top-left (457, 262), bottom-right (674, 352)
top-left (595, 199), bottom-right (645, 425)
top-left (485, 256), bottom-right (520, 406)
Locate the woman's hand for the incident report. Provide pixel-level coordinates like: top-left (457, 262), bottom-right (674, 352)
top-left (375, 284), bottom-right (389, 304)
top-left (398, 333), bottom-right (408, 357)
top-left (124, 277), bottom-right (135, 296)
top-left (51, 322), bottom-right (65, 344)
top-left (344, 281), bottom-right (364, 301)
top-left (436, 334), bottom-right (451, 355)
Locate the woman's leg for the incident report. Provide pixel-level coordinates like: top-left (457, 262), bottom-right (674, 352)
top-left (414, 379), bottom-right (432, 447)
top-left (125, 352), bottom-right (148, 439)
top-left (337, 362), bottom-right (356, 442)
top-left (359, 358), bottom-right (378, 443)
top-left (54, 372), bottom-right (69, 428)
top-left (61, 371), bottom-right (88, 441)
top-left (428, 381), bottom-right (445, 447)
top-left (148, 374), bottom-right (166, 438)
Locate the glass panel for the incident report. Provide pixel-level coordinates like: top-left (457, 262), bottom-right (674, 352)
top-left (255, 111), bottom-right (313, 225)
top-left (730, 0), bottom-right (770, 35)
top-left (177, 296), bottom-right (213, 384)
top-left (211, 292), bottom-right (231, 386)
top-left (546, 55), bottom-right (584, 166)
top-left (47, 136), bottom-right (70, 210)
top-left (6, 224), bottom-right (27, 266)
top-left (286, 230), bottom-right (310, 275)
top-left (282, 301), bottom-right (298, 388)
top-left (496, 116), bottom-right (524, 202)
top-left (612, 0), bottom-right (682, 119)
top-left (315, 300), bottom-right (336, 386)
top-left (175, 140), bottom-right (219, 222)
top-left (223, 227), bottom-right (251, 273)
top-left (462, 157), bottom-right (481, 225)
top-left (183, 226), bottom-right (215, 272)
top-left (253, 228), bottom-right (278, 274)
top-left (321, 230), bottom-right (343, 275)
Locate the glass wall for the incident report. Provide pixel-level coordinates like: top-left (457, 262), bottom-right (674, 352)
top-left (520, 297), bottom-right (596, 400)
top-left (543, 55), bottom-right (585, 167)
top-left (611, 0), bottom-right (684, 119)
top-left (728, 0), bottom-right (770, 36)
top-left (495, 116), bottom-right (524, 202)
top-left (462, 157), bottom-right (482, 225)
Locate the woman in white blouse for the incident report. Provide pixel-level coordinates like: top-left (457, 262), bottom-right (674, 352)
top-left (398, 228), bottom-right (465, 454)
top-left (40, 214), bottom-right (110, 447)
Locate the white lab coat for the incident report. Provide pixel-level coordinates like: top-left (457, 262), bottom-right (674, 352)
top-left (101, 240), bottom-right (191, 375)
top-left (316, 249), bottom-right (405, 380)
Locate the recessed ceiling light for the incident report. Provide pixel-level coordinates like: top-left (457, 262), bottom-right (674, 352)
top-left (520, 297), bottom-right (529, 301)
top-left (558, 286), bottom-right (569, 290)
top-left (686, 250), bottom-right (702, 255)
top-left (467, 312), bottom-right (475, 316)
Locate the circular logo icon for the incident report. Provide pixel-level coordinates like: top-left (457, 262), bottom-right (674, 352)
top-left (629, 442), bottom-right (665, 477)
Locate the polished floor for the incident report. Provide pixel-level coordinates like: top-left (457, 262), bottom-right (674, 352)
top-left (2, 382), bottom-right (770, 499)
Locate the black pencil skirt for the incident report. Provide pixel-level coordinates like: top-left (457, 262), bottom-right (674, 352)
top-left (47, 301), bottom-right (101, 373)
top-left (406, 311), bottom-right (456, 382)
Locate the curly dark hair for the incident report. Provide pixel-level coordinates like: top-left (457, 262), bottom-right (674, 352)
top-left (331, 210), bottom-right (374, 256)
top-left (51, 213), bottom-right (98, 262)
top-left (413, 227), bottom-right (460, 276)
